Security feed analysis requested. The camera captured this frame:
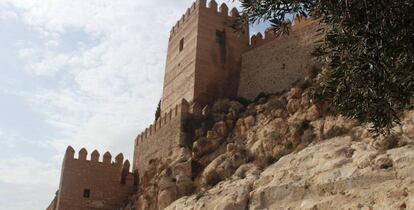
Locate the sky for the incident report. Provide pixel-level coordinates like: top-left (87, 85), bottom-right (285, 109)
top-left (0, 1), bottom-right (269, 209)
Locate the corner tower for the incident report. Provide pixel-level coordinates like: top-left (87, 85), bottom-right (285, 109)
top-left (53, 147), bottom-right (135, 210)
top-left (161, 0), bottom-right (249, 114)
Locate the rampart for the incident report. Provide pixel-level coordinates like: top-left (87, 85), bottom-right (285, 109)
top-left (133, 99), bottom-right (190, 177)
top-left (238, 18), bottom-right (321, 100)
top-left (55, 147), bottom-right (135, 210)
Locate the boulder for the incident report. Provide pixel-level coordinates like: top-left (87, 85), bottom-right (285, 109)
top-left (158, 188), bottom-right (178, 210)
top-left (287, 99), bottom-right (301, 114)
top-left (192, 137), bottom-right (220, 158)
top-left (288, 87), bottom-right (303, 99)
top-left (244, 115), bottom-right (256, 129)
top-left (212, 121), bottom-right (228, 138)
top-left (306, 104), bottom-right (320, 121)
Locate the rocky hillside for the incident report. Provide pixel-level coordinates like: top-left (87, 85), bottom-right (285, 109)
top-left (166, 115), bottom-right (414, 210)
top-left (124, 72), bottom-right (414, 210)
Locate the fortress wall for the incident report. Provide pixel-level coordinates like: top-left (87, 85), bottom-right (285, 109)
top-left (162, 0), bottom-right (250, 114)
top-left (195, 1), bottom-right (249, 102)
top-left (161, 1), bottom-right (201, 114)
top-left (134, 99), bottom-right (190, 177)
top-left (238, 18), bottom-right (321, 100)
top-left (56, 147), bottom-right (134, 210)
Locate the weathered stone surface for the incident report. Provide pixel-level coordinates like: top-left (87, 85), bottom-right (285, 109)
top-left (249, 137), bottom-right (414, 210)
top-left (166, 166), bottom-right (260, 210)
top-left (158, 188), bottom-right (178, 210)
top-left (212, 121), bottom-right (228, 138)
top-left (306, 104), bottom-right (320, 121)
top-left (287, 98), bottom-right (301, 114)
top-left (193, 137), bottom-right (220, 158)
top-left (244, 115), bottom-right (256, 129)
top-left (166, 135), bottom-right (414, 210)
top-left (288, 87), bottom-right (303, 99)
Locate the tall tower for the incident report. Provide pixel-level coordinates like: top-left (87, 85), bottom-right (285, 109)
top-left (161, 0), bottom-right (249, 114)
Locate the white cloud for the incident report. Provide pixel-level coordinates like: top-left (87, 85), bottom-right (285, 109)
top-left (0, 129), bottom-right (18, 148)
top-left (0, 156), bottom-right (59, 185)
top-left (0, 0), bottom-right (242, 209)
top-left (8, 0), bottom-right (240, 155)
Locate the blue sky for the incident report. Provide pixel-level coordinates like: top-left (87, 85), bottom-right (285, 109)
top-left (0, 1), bottom-right (269, 209)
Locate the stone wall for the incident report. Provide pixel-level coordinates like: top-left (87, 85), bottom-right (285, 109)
top-left (237, 19), bottom-right (321, 100)
top-left (55, 147), bottom-right (134, 210)
top-left (161, 0), bottom-right (249, 114)
top-left (194, 1), bottom-right (249, 103)
top-left (133, 99), bottom-right (190, 179)
top-left (161, 1), bottom-right (199, 114)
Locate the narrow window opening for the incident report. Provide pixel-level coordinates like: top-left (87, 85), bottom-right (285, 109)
top-left (179, 38), bottom-right (184, 52)
top-left (83, 189), bottom-right (90, 198)
top-left (215, 30), bottom-right (226, 64)
top-left (216, 30), bottom-right (225, 44)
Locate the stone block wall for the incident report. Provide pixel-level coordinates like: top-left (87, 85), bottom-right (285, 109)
top-left (194, 0), bottom-right (249, 103)
top-left (133, 99), bottom-right (190, 179)
top-left (55, 147), bottom-right (134, 210)
top-left (237, 18), bottom-right (321, 100)
top-left (161, 1), bottom-right (200, 114)
top-left (161, 0), bottom-right (249, 115)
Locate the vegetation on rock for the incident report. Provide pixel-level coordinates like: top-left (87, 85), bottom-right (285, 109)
top-left (155, 100), bottom-right (161, 121)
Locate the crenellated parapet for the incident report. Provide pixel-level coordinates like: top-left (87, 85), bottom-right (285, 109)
top-left (169, 0), bottom-right (241, 40)
top-left (135, 99), bottom-right (190, 146)
top-left (249, 17), bottom-right (317, 49)
top-left (64, 146), bottom-right (131, 173)
top-left (57, 146), bottom-right (135, 210)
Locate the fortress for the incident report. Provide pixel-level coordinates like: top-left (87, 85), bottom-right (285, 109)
top-left (47, 0), bottom-right (320, 209)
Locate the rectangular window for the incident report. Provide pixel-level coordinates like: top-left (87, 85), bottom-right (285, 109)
top-left (83, 189), bottom-right (90, 198)
top-left (179, 38), bottom-right (184, 52)
top-left (216, 30), bottom-right (226, 64)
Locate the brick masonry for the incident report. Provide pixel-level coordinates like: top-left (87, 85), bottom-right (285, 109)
top-left (161, 0), bottom-right (249, 115)
top-left (52, 147), bottom-right (135, 210)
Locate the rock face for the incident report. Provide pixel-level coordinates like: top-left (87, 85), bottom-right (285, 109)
top-left (127, 76), bottom-right (414, 210)
top-left (166, 135), bottom-right (414, 210)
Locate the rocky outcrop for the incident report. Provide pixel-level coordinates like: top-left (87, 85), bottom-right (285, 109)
top-left (166, 125), bottom-right (414, 210)
top-left (161, 95), bottom-right (414, 210)
top-left (127, 74), bottom-right (414, 210)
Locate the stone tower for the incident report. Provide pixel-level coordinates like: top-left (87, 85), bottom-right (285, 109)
top-left (161, 0), bottom-right (249, 114)
top-left (53, 147), bottom-right (135, 210)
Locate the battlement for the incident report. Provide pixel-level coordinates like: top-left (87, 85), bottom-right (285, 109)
top-left (249, 17), bottom-right (317, 48)
top-left (57, 146), bottom-right (135, 210)
top-left (135, 99), bottom-right (190, 146)
top-left (169, 0), bottom-right (240, 40)
top-left (64, 146), bottom-right (130, 170)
